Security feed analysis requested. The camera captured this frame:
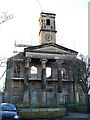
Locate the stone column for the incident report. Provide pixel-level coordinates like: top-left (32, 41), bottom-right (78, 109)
top-left (75, 79), bottom-right (79, 103)
top-left (56, 59), bottom-right (63, 105)
top-left (23, 58), bottom-right (31, 103)
top-left (68, 66), bottom-right (73, 102)
top-left (72, 66), bottom-right (79, 103)
top-left (41, 59), bottom-right (47, 104)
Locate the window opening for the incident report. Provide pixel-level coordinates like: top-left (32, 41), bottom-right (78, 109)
top-left (14, 64), bottom-right (20, 77)
top-left (46, 67), bottom-right (51, 78)
top-left (31, 66), bottom-right (37, 74)
top-left (46, 19), bottom-right (50, 25)
top-left (51, 26), bottom-right (53, 30)
top-left (61, 68), bottom-right (67, 79)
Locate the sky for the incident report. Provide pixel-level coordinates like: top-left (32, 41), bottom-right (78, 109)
top-left (0, 0), bottom-right (89, 91)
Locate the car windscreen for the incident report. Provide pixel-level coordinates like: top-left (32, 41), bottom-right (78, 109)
top-left (1, 104), bottom-right (16, 111)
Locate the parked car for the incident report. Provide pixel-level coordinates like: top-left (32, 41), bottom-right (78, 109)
top-left (0, 103), bottom-right (19, 120)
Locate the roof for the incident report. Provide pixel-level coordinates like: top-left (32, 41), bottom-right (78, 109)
top-left (41, 12), bottom-right (56, 16)
top-left (8, 52), bottom-right (24, 61)
top-left (24, 43), bottom-right (78, 54)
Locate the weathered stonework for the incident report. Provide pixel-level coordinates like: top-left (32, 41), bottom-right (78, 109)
top-left (4, 12), bottom-right (85, 105)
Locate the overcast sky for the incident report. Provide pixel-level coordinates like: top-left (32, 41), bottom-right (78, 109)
top-left (0, 0), bottom-right (89, 90)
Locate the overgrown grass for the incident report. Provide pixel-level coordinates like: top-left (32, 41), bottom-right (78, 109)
top-left (67, 103), bottom-right (87, 113)
top-left (19, 109), bottom-right (66, 119)
top-left (16, 103), bottom-right (66, 119)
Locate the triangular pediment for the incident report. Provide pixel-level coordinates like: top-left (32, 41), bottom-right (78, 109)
top-left (24, 43), bottom-right (78, 55)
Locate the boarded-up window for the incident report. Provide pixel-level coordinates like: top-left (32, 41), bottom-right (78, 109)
top-left (46, 90), bottom-right (56, 105)
top-left (31, 91), bottom-right (37, 104)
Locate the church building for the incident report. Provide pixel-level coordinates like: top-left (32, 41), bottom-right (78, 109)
top-left (4, 12), bottom-right (85, 105)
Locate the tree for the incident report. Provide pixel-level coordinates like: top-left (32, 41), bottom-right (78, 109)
top-left (64, 56), bottom-right (90, 113)
top-left (76, 55), bottom-right (90, 113)
top-left (0, 11), bottom-right (13, 24)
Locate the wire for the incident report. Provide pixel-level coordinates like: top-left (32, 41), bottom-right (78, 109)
top-left (0, 69), bottom-right (7, 80)
top-left (37, 0), bottom-right (43, 11)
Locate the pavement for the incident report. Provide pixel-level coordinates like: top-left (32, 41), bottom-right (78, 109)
top-left (61, 113), bottom-right (90, 120)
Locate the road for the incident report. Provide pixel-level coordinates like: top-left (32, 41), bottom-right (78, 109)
top-left (20, 113), bottom-right (90, 120)
top-left (61, 113), bottom-right (90, 120)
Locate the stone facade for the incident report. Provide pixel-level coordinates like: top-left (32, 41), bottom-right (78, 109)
top-left (4, 45), bottom-right (85, 104)
top-left (4, 12), bottom-right (86, 105)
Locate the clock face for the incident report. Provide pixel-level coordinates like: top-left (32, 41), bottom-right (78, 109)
top-left (45, 34), bottom-right (52, 41)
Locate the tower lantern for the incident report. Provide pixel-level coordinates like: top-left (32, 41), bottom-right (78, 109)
top-left (39, 12), bottom-right (57, 44)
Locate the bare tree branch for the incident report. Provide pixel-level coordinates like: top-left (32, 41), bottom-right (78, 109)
top-left (0, 11), bottom-right (13, 24)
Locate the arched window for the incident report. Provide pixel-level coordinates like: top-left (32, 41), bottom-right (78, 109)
top-left (46, 19), bottom-right (50, 25)
top-left (61, 68), bottom-right (67, 79)
top-left (14, 64), bottom-right (20, 77)
top-left (31, 66), bottom-right (37, 74)
top-left (46, 67), bottom-right (51, 78)
top-left (30, 66), bottom-right (37, 79)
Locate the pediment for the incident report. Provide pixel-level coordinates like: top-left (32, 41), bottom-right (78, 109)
top-left (24, 43), bottom-right (78, 55)
top-left (31, 46), bottom-right (68, 53)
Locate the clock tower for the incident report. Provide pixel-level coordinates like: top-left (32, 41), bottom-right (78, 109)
top-left (39, 12), bottom-right (57, 44)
